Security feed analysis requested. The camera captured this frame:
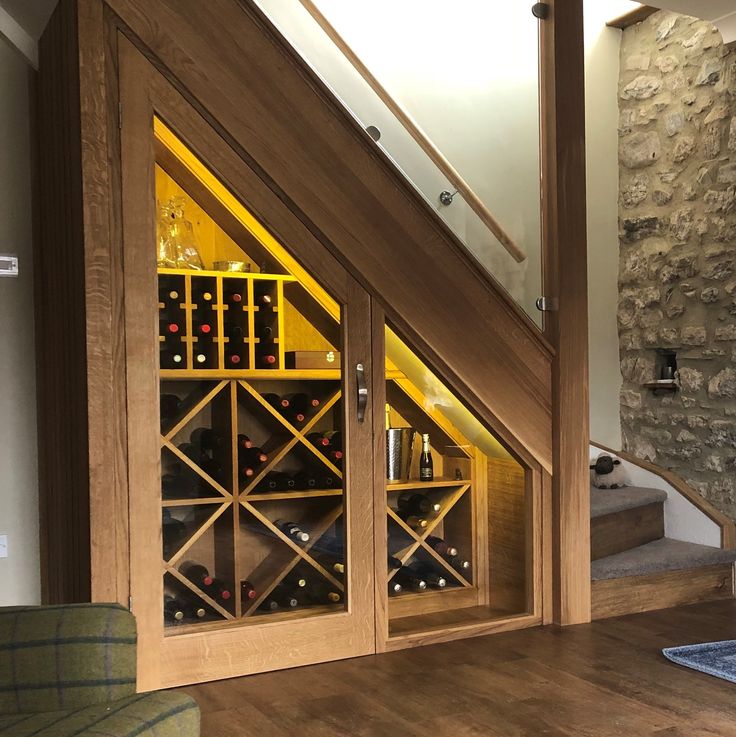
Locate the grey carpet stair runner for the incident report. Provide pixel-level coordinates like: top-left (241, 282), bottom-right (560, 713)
top-left (590, 484), bottom-right (736, 581)
top-left (590, 486), bottom-right (668, 519)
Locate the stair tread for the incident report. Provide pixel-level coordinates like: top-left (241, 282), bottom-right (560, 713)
top-left (590, 485), bottom-right (668, 519)
top-left (591, 538), bottom-right (736, 581)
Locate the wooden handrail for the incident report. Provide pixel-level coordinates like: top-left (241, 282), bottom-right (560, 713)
top-left (297, 0), bottom-right (527, 264)
top-left (592, 441), bottom-right (736, 550)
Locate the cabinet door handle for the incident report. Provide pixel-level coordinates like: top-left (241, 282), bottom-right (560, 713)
top-left (356, 363), bottom-right (368, 424)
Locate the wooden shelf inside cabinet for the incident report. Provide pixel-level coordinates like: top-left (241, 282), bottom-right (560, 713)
top-left (644, 381), bottom-right (678, 394)
top-left (387, 478), bottom-right (470, 491)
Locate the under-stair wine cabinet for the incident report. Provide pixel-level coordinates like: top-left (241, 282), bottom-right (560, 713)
top-left (32, 0), bottom-right (590, 690)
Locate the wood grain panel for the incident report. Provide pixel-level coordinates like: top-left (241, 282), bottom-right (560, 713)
top-left (104, 0), bottom-right (554, 471)
top-left (37, 0), bottom-right (92, 604)
top-left (488, 458), bottom-right (527, 614)
top-left (591, 503), bottom-right (664, 561)
top-left (541, 0), bottom-right (591, 625)
top-left (592, 564), bottom-right (735, 620)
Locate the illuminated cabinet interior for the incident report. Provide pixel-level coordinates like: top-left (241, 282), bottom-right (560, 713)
top-left (136, 119), bottom-right (540, 679)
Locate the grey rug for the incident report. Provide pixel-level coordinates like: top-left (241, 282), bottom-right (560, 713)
top-left (663, 640), bottom-right (736, 684)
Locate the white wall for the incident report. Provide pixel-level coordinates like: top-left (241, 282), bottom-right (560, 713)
top-left (584, 1), bottom-right (627, 449)
top-left (0, 35), bottom-right (40, 606)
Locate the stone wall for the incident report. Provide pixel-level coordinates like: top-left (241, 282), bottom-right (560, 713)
top-left (618, 11), bottom-right (736, 518)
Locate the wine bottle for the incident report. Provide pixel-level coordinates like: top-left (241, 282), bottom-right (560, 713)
top-left (263, 393), bottom-right (289, 410)
top-left (318, 473), bottom-right (337, 488)
top-left (398, 492), bottom-right (441, 516)
top-left (388, 581), bottom-right (403, 596)
top-left (253, 284), bottom-right (273, 306)
top-left (306, 432), bottom-right (330, 448)
top-left (285, 407), bottom-right (306, 425)
top-left (160, 394), bottom-right (183, 420)
top-left (190, 427), bottom-right (224, 452)
top-left (307, 580), bottom-right (342, 604)
top-left (283, 393), bottom-right (320, 413)
top-left (407, 562), bottom-right (447, 588)
top-left (164, 594), bottom-right (184, 623)
top-left (283, 571), bottom-right (307, 589)
top-left (322, 430), bottom-right (342, 446)
top-left (239, 448), bottom-right (268, 479)
top-left (274, 519), bottom-right (309, 543)
top-left (240, 579), bottom-right (257, 601)
top-left (179, 561), bottom-right (213, 587)
top-left (258, 599), bottom-right (279, 612)
top-left (192, 320), bottom-right (212, 336)
top-left (397, 511), bottom-right (428, 529)
top-left (393, 567), bottom-right (427, 592)
top-left (448, 556), bottom-right (471, 572)
top-left (207, 578), bottom-right (232, 601)
top-left (200, 457), bottom-right (223, 482)
top-left (159, 287), bottom-right (180, 305)
top-left (254, 323), bottom-right (273, 340)
top-left (328, 449), bottom-right (344, 464)
top-left (160, 320), bottom-right (180, 335)
top-left (272, 585), bottom-right (299, 608)
top-left (313, 552), bottom-right (345, 575)
top-left (419, 433), bottom-right (434, 482)
top-left (292, 471), bottom-right (317, 490)
top-left (178, 442), bottom-right (204, 464)
top-left (161, 473), bottom-right (196, 499)
top-left (224, 288), bottom-right (243, 304)
top-left (255, 473), bottom-right (280, 492)
top-left (184, 601), bottom-right (206, 620)
top-left (387, 554), bottom-right (402, 570)
top-left (160, 348), bottom-right (184, 368)
top-left (194, 352), bottom-right (207, 365)
top-left (224, 323), bottom-right (244, 339)
top-left (225, 351), bottom-right (241, 366)
top-left (426, 536), bottom-right (458, 558)
top-left (162, 511), bottom-right (186, 558)
top-left (237, 434), bottom-right (254, 450)
top-left (256, 350), bottom-right (277, 368)
top-left (191, 286), bottom-right (213, 303)
top-left (269, 472), bottom-right (296, 491)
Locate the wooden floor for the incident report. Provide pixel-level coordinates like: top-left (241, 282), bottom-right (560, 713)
top-left (181, 600), bottom-right (736, 736)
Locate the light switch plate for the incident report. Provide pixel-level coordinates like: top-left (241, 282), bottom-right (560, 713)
top-left (0, 535), bottom-right (7, 558)
top-left (0, 255), bottom-right (19, 277)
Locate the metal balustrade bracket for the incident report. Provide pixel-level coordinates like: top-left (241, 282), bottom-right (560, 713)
top-left (535, 296), bottom-right (558, 312)
top-left (532, 3), bottom-right (550, 20)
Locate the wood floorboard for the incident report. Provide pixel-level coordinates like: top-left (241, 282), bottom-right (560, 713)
top-left (180, 600), bottom-right (736, 736)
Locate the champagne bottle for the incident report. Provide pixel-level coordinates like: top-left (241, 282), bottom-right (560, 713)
top-left (398, 492), bottom-right (441, 516)
top-left (408, 562), bottom-right (447, 588)
top-left (274, 519), bottom-right (309, 543)
top-left (393, 567), bottom-right (428, 592)
top-left (190, 427), bottom-right (224, 451)
top-left (240, 579), bottom-right (257, 601)
top-left (179, 561), bottom-right (213, 587)
top-left (419, 433), bottom-right (434, 482)
top-left (426, 536), bottom-right (457, 558)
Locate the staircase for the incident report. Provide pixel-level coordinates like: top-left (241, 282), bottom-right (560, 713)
top-left (590, 484), bottom-right (736, 619)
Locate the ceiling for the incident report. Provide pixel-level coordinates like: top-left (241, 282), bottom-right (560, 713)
top-left (0, 0), bottom-right (56, 39)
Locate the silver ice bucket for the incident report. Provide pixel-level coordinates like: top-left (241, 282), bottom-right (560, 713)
top-left (386, 428), bottom-right (415, 482)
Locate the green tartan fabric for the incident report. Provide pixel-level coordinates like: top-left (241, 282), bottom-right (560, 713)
top-left (0, 604), bottom-right (137, 715)
top-left (0, 604), bottom-right (199, 737)
top-left (0, 691), bottom-right (199, 736)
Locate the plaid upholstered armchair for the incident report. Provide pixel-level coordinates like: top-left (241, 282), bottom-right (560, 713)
top-left (0, 603), bottom-right (199, 736)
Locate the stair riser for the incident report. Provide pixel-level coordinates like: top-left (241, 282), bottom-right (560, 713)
top-left (591, 502), bottom-right (664, 560)
top-left (592, 563), bottom-right (735, 620)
